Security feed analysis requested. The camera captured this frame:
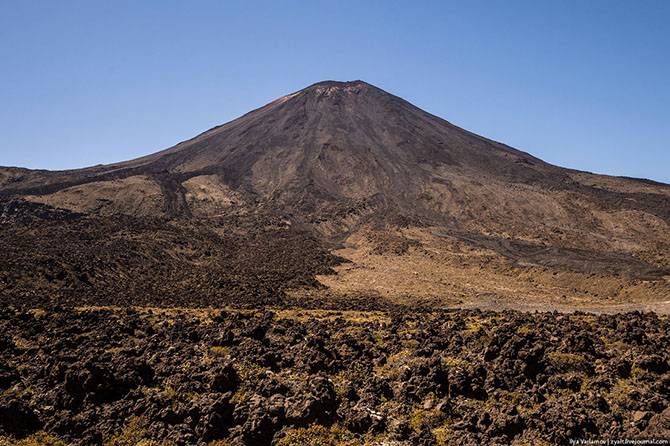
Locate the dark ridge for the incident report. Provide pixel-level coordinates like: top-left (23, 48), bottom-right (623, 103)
top-left (304, 79), bottom-right (369, 89)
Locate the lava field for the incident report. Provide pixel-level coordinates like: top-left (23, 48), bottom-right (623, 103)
top-left (1, 306), bottom-right (669, 445)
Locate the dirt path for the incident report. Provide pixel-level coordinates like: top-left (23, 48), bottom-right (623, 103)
top-left (451, 295), bottom-right (670, 315)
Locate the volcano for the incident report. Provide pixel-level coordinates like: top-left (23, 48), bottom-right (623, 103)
top-left (1, 80), bottom-right (669, 309)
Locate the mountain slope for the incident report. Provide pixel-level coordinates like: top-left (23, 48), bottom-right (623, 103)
top-left (1, 80), bottom-right (669, 308)
top-left (0, 81), bottom-right (568, 217)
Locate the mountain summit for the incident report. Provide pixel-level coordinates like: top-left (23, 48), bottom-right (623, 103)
top-left (1, 80), bottom-right (669, 308)
top-left (0, 80), bottom-right (555, 221)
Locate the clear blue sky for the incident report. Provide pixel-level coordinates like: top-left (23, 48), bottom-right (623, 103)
top-left (1, 1), bottom-right (668, 182)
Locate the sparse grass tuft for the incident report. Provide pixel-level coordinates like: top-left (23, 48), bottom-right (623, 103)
top-left (13, 337), bottom-right (38, 351)
top-left (441, 356), bottom-right (471, 369)
top-left (207, 440), bottom-right (234, 446)
top-left (103, 417), bottom-right (150, 446)
top-left (275, 424), bottom-right (362, 446)
top-left (433, 421), bottom-right (456, 446)
top-left (230, 360), bottom-right (268, 404)
top-left (547, 352), bottom-right (587, 373)
top-left (30, 309), bottom-right (48, 320)
top-left (209, 346), bottom-right (230, 357)
top-left (374, 349), bottom-right (413, 380)
top-left (408, 406), bottom-right (447, 432)
top-left (0, 432), bottom-right (68, 446)
top-left (496, 389), bottom-right (522, 406)
top-left (103, 416), bottom-right (176, 446)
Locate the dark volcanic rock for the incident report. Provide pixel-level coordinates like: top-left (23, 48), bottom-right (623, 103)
top-left (644, 407), bottom-right (670, 438)
top-left (0, 397), bottom-right (40, 437)
top-left (210, 362), bottom-right (238, 393)
top-left (0, 307), bottom-right (668, 445)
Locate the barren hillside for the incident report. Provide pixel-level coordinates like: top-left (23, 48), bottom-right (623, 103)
top-left (2, 80), bottom-right (669, 308)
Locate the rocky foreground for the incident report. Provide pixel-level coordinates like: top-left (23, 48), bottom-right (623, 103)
top-left (1, 307), bottom-right (669, 446)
